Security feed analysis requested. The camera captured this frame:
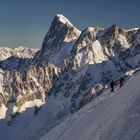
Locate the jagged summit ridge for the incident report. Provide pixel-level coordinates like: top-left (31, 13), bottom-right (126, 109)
top-left (46, 14), bottom-right (81, 42)
top-left (34, 14), bottom-right (140, 64)
top-left (56, 14), bottom-right (73, 27)
top-left (34, 14), bottom-right (81, 64)
top-left (34, 14), bottom-right (140, 73)
top-left (55, 14), bottom-right (81, 34)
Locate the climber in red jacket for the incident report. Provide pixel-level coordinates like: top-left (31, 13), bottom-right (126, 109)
top-left (119, 77), bottom-right (125, 88)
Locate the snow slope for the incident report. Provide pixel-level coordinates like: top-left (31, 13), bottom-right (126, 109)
top-left (0, 94), bottom-right (71, 140)
top-left (40, 71), bottom-right (140, 140)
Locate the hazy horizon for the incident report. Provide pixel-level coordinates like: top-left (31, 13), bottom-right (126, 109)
top-left (0, 0), bottom-right (140, 48)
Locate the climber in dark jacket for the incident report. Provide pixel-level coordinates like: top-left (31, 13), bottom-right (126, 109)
top-left (110, 81), bottom-right (115, 92)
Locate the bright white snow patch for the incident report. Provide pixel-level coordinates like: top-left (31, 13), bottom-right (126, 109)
top-left (13, 99), bottom-right (45, 113)
top-left (56, 14), bottom-right (73, 26)
top-left (87, 27), bottom-right (95, 32)
top-left (56, 14), bottom-right (81, 35)
top-left (0, 104), bottom-right (7, 119)
top-left (126, 28), bottom-right (139, 32)
top-left (117, 34), bottom-right (129, 49)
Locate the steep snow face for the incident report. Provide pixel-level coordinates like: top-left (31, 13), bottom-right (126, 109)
top-left (40, 71), bottom-right (140, 140)
top-left (52, 40), bottom-right (76, 66)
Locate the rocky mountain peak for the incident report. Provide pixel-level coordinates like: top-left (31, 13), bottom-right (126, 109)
top-left (55, 14), bottom-right (73, 27)
top-left (103, 24), bottom-right (120, 39)
top-left (34, 14), bottom-right (81, 64)
top-left (79, 27), bottom-right (97, 42)
top-left (71, 27), bottom-right (99, 55)
top-left (43, 14), bottom-right (81, 46)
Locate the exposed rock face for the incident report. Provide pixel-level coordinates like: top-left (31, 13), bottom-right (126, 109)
top-left (34, 14), bottom-right (81, 65)
top-left (0, 47), bottom-right (39, 109)
top-left (0, 14), bottom-right (140, 119)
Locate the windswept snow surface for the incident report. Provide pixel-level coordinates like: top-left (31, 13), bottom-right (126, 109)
top-left (40, 72), bottom-right (140, 140)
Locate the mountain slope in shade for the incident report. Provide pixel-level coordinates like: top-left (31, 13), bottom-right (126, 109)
top-left (40, 71), bottom-right (140, 140)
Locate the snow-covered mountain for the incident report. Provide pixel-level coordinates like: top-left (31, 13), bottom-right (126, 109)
top-left (33, 14), bottom-right (81, 65)
top-left (0, 14), bottom-right (140, 140)
top-left (0, 46), bottom-right (38, 60)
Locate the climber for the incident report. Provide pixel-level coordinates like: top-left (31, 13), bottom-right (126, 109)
top-left (110, 80), bottom-right (115, 92)
top-left (119, 77), bottom-right (125, 88)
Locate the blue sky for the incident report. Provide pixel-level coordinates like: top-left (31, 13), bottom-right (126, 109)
top-left (0, 0), bottom-right (140, 48)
